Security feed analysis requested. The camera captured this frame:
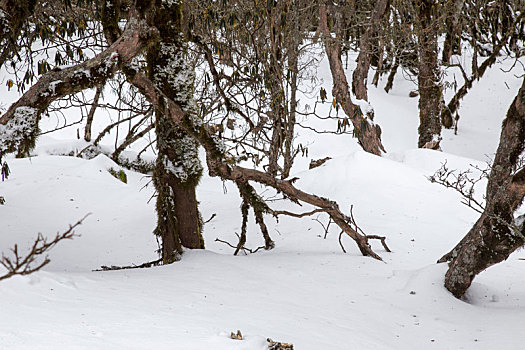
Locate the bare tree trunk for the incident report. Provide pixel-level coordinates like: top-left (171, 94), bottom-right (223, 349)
top-left (267, 3), bottom-right (286, 177)
top-left (351, 0), bottom-right (390, 101)
top-left (282, 3), bottom-right (300, 180)
top-left (439, 77), bottom-right (525, 298)
top-left (415, 0), bottom-right (442, 148)
top-left (319, 3), bottom-right (385, 156)
top-left (84, 84), bottom-right (103, 142)
top-left (384, 56), bottom-right (398, 93)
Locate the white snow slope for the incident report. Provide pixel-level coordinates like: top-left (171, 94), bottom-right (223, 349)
top-left (1, 51), bottom-right (525, 349)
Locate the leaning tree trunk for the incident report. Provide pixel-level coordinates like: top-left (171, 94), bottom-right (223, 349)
top-left (319, 3), bottom-right (385, 156)
top-left (415, 0), bottom-right (443, 149)
top-left (439, 77), bottom-right (525, 298)
top-left (148, 2), bottom-right (204, 263)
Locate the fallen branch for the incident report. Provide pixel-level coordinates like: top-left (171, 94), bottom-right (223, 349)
top-left (366, 235), bottom-right (392, 253)
top-left (93, 258), bottom-right (163, 271)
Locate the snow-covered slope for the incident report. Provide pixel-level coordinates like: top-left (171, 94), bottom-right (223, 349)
top-left (1, 51), bottom-right (525, 349)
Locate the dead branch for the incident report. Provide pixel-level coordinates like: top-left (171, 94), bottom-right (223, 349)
top-left (84, 84), bottom-right (104, 142)
top-left (428, 161), bottom-right (486, 213)
top-left (337, 229), bottom-right (347, 253)
top-left (0, 215), bottom-right (88, 281)
top-left (93, 258), bottom-right (163, 271)
top-left (203, 213), bottom-right (216, 224)
top-left (311, 213), bottom-right (333, 239)
top-left (234, 198), bottom-right (249, 255)
top-left (366, 235), bottom-right (392, 253)
top-left (215, 237), bottom-right (265, 255)
top-left (273, 208), bottom-right (326, 218)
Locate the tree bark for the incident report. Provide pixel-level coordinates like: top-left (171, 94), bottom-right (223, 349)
top-left (441, 0), bottom-right (464, 64)
top-left (440, 77), bottom-right (525, 298)
top-left (84, 84), bottom-right (103, 142)
top-left (319, 3), bottom-right (385, 156)
top-left (415, 0), bottom-right (442, 148)
top-left (351, 0), bottom-right (390, 101)
top-left (148, 2), bottom-right (204, 263)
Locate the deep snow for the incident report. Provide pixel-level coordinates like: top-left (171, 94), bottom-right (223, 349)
top-left (1, 48), bottom-right (525, 349)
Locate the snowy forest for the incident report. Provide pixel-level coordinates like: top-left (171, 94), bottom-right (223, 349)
top-left (1, 0), bottom-right (525, 348)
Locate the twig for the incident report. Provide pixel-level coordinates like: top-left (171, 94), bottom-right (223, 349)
top-left (366, 235), bottom-right (392, 252)
top-left (215, 238), bottom-right (266, 255)
top-left (273, 208), bottom-right (326, 218)
top-left (338, 230), bottom-right (347, 253)
top-left (203, 213), bottom-right (216, 224)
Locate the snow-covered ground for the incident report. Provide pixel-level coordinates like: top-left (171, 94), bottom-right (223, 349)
top-left (1, 50), bottom-right (525, 349)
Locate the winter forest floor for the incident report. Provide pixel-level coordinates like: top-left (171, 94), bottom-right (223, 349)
top-left (1, 50), bottom-right (525, 349)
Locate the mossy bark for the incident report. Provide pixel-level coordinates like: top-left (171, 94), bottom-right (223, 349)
top-left (149, 1), bottom-right (204, 263)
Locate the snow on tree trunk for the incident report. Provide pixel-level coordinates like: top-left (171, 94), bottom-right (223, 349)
top-left (149, 2), bottom-right (204, 263)
top-left (440, 77), bottom-right (525, 298)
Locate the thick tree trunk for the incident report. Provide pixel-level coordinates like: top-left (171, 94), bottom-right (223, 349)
top-left (149, 2), bottom-right (204, 263)
top-left (440, 77), bottom-right (525, 298)
top-left (351, 0), bottom-right (390, 101)
top-left (319, 3), bottom-right (385, 156)
top-left (415, 0), bottom-right (442, 148)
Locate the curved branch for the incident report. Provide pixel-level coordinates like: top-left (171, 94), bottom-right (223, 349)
top-left (0, 9), bottom-right (159, 153)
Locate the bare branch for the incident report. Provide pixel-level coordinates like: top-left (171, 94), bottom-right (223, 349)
top-left (0, 215), bottom-right (88, 281)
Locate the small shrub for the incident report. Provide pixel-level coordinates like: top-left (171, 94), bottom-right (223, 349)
top-left (108, 168), bottom-right (127, 183)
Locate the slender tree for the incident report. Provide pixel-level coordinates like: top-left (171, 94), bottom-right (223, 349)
top-left (414, 0), bottom-right (443, 149)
